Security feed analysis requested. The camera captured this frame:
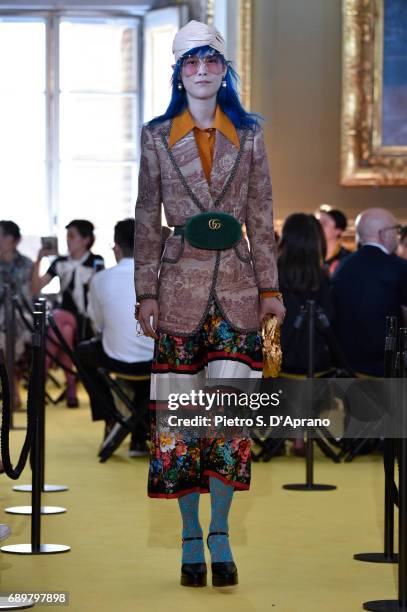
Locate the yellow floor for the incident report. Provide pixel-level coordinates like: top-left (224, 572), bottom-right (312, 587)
top-left (0, 390), bottom-right (399, 612)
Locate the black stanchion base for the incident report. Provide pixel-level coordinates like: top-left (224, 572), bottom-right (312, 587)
top-left (0, 597), bottom-right (35, 609)
top-left (283, 483), bottom-right (337, 491)
top-left (355, 552), bottom-right (398, 564)
top-left (1, 544), bottom-right (70, 555)
top-left (12, 485), bottom-right (69, 493)
top-left (363, 600), bottom-right (407, 611)
top-left (5, 506), bottom-right (66, 515)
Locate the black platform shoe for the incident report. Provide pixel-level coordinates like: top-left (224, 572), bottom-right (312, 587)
top-left (180, 536), bottom-right (207, 587)
top-left (207, 532), bottom-right (238, 587)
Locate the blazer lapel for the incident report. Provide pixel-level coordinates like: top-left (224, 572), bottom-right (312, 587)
top-left (208, 130), bottom-right (241, 205)
top-left (161, 128), bottom-right (214, 211)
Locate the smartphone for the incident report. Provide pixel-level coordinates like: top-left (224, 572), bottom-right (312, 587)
top-left (41, 236), bottom-right (58, 255)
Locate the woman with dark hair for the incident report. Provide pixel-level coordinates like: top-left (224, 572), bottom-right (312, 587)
top-left (135, 20), bottom-right (284, 588)
top-left (278, 214), bottom-right (334, 453)
top-left (32, 219), bottom-right (104, 407)
top-left (0, 220), bottom-right (33, 409)
top-left (0, 220), bottom-right (33, 357)
top-left (279, 213), bottom-right (333, 373)
top-left (317, 205), bottom-right (351, 275)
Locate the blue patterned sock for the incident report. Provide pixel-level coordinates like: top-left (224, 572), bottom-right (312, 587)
top-left (178, 492), bottom-right (205, 564)
top-left (208, 477), bottom-right (234, 563)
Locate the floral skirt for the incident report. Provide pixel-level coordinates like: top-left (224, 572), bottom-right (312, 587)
top-left (147, 299), bottom-right (263, 498)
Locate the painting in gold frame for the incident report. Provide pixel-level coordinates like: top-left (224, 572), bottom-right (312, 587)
top-left (341, 0), bottom-right (407, 185)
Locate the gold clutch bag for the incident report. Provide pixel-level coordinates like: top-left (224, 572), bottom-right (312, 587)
top-left (261, 314), bottom-right (282, 378)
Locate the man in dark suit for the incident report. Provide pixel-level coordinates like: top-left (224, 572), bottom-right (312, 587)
top-left (332, 208), bottom-right (407, 377)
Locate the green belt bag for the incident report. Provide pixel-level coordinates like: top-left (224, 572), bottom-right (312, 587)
top-left (173, 212), bottom-right (242, 250)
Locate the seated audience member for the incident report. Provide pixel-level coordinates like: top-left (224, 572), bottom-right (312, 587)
top-left (31, 220), bottom-right (104, 407)
top-left (316, 205), bottom-right (351, 276)
top-left (332, 208), bottom-right (407, 377)
top-left (0, 220), bottom-right (33, 407)
top-left (397, 225), bottom-right (407, 260)
top-left (279, 213), bottom-right (334, 374)
top-left (278, 214), bottom-right (335, 454)
top-left (76, 219), bottom-right (154, 456)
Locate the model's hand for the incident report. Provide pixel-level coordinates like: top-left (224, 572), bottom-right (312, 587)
top-left (259, 296), bottom-right (286, 327)
top-left (137, 299), bottom-right (159, 340)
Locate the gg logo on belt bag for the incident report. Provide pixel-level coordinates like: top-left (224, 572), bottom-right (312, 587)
top-left (209, 218), bottom-right (221, 230)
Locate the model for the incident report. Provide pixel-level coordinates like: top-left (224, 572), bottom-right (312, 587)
top-left (134, 19), bottom-right (284, 588)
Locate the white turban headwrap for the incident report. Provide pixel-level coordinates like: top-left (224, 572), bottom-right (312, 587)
top-left (172, 20), bottom-right (227, 62)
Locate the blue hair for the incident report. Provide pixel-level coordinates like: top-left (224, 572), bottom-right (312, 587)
top-left (148, 45), bottom-right (262, 130)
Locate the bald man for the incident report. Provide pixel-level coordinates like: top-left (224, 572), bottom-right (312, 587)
top-left (355, 208), bottom-right (400, 254)
top-left (332, 208), bottom-right (407, 376)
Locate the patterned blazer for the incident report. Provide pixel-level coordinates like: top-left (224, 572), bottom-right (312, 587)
top-left (134, 118), bottom-right (278, 336)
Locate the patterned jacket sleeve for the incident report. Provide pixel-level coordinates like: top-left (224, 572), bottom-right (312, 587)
top-left (245, 125), bottom-right (279, 292)
top-left (134, 125), bottom-right (162, 300)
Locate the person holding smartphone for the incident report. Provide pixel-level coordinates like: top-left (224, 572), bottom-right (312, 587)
top-left (31, 219), bottom-right (104, 407)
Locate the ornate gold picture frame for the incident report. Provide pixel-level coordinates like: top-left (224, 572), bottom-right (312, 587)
top-left (206, 0), bottom-right (252, 110)
top-left (341, 0), bottom-right (407, 185)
